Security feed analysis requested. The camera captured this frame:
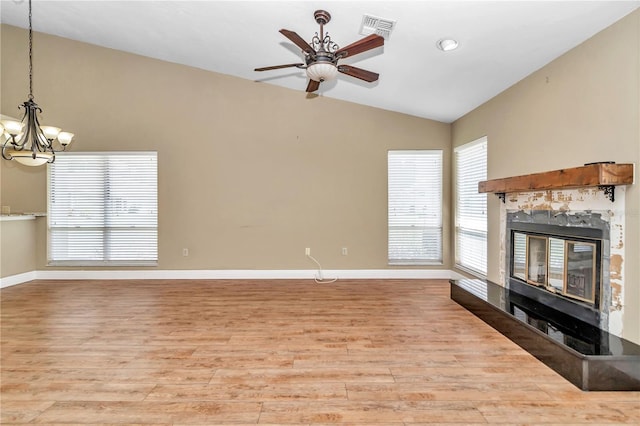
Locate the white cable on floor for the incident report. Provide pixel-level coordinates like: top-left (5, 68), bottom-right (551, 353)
top-left (306, 253), bottom-right (338, 283)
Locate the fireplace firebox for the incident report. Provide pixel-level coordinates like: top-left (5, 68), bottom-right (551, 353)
top-left (511, 229), bottom-right (602, 307)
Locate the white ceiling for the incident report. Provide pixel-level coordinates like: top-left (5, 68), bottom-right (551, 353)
top-left (1, 1), bottom-right (638, 123)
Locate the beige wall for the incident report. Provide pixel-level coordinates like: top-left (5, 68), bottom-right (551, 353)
top-left (452, 10), bottom-right (640, 343)
top-left (0, 219), bottom-right (37, 278)
top-left (0, 24), bottom-right (451, 273)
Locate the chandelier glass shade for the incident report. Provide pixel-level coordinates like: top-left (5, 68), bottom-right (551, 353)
top-left (1, 0), bottom-right (74, 167)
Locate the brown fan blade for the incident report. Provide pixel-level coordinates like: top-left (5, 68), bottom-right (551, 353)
top-left (335, 34), bottom-right (384, 59)
top-left (306, 79), bottom-right (320, 93)
top-left (280, 29), bottom-right (315, 55)
top-left (338, 65), bottom-right (379, 82)
top-left (255, 63), bottom-right (304, 72)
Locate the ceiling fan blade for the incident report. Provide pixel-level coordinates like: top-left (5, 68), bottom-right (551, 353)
top-left (306, 79), bottom-right (320, 93)
top-left (280, 29), bottom-right (316, 55)
top-left (255, 63), bottom-right (305, 72)
top-left (335, 34), bottom-right (384, 59)
top-left (338, 65), bottom-right (379, 82)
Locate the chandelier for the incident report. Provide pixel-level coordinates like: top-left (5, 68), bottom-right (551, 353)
top-left (1, 0), bottom-right (74, 167)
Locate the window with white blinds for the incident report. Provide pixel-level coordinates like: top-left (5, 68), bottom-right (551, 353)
top-left (455, 137), bottom-right (487, 276)
top-left (388, 150), bottom-right (443, 264)
top-left (48, 152), bottom-right (158, 266)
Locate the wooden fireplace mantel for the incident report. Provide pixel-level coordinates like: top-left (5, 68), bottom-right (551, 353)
top-left (478, 162), bottom-right (634, 202)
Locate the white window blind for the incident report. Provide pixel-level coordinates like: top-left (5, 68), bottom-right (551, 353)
top-left (48, 152), bottom-right (158, 266)
top-left (388, 150), bottom-right (443, 264)
top-left (455, 137), bottom-right (487, 276)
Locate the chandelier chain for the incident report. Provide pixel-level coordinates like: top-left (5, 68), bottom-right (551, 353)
top-left (28, 0), bottom-right (33, 100)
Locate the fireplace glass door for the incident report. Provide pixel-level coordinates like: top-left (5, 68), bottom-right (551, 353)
top-left (526, 236), bottom-right (547, 285)
top-left (510, 231), bottom-right (598, 305)
top-left (565, 242), bottom-right (596, 302)
top-left (548, 238), bottom-right (565, 292)
top-left (512, 233), bottom-right (526, 281)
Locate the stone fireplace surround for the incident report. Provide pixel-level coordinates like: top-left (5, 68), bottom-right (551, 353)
top-left (451, 163), bottom-right (639, 390)
top-left (500, 187), bottom-right (624, 335)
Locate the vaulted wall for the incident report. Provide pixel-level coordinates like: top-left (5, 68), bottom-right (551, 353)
top-left (452, 9), bottom-right (640, 343)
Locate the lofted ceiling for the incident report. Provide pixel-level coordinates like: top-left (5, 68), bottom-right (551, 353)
top-left (1, 1), bottom-right (638, 123)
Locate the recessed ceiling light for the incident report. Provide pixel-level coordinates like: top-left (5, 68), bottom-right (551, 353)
top-left (436, 38), bottom-right (459, 52)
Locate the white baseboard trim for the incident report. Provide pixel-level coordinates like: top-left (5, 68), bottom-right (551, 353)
top-left (1, 269), bottom-right (464, 287)
top-left (0, 271), bottom-right (38, 288)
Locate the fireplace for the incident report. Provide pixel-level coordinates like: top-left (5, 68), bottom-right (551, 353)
top-left (478, 163), bottom-right (632, 338)
top-left (506, 211), bottom-right (609, 331)
top-left (455, 163), bottom-right (638, 390)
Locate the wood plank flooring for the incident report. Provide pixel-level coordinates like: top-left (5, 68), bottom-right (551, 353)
top-left (1, 278), bottom-right (638, 425)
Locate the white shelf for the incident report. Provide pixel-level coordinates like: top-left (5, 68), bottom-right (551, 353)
top-left (0, 213), bottom-right (45, 222)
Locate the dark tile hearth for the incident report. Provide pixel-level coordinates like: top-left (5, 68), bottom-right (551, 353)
top-left (450, 278), bottom-right (640, 391)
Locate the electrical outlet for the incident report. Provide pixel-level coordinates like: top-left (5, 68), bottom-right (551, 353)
top-left (342, 247), bottom-right (348, 255)
top-left (305, 248), bottom-right (311, 256)
top-left (182, 248), bottom-right (189, 257)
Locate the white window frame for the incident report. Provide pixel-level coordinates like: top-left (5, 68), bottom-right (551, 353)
top-left (47, 152), bottom-right (158, 266)
top-left (454, 137), bottom-right (487, 277)
top-left (388, 150), bottom-right (443, 265)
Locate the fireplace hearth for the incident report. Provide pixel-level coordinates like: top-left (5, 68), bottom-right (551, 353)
top-left (450, 278), bottom-right (640, 391)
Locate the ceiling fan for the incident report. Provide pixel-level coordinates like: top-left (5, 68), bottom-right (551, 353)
top-left (255, 10), bottom-right (384, 93)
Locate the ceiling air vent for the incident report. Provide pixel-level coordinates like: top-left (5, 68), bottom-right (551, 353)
top-left (359, 14), bottom-right (396, 40)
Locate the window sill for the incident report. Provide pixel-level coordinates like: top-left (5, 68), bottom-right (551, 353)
top-left (389, 261), bottom-right (444, 266)
top-left (47, 261), bottom-right (158, 267)
top-left (454, 264), bottom-right (487, 280)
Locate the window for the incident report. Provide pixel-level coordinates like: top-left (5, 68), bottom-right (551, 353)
top-left (388, 150), bottom-right (443, 264)
top-left (48, 152), bottom-right (158, 266)
top-left (455, 137), bottom-right (487, 276)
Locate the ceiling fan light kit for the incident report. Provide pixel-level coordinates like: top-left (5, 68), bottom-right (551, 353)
top-left (255, 9), bottom-right (384, 93)
top-left (306, 62), bottom-right (338, 82)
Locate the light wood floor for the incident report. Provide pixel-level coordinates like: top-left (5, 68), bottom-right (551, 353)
top-left (1, 279), bottom-right (638, 425)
